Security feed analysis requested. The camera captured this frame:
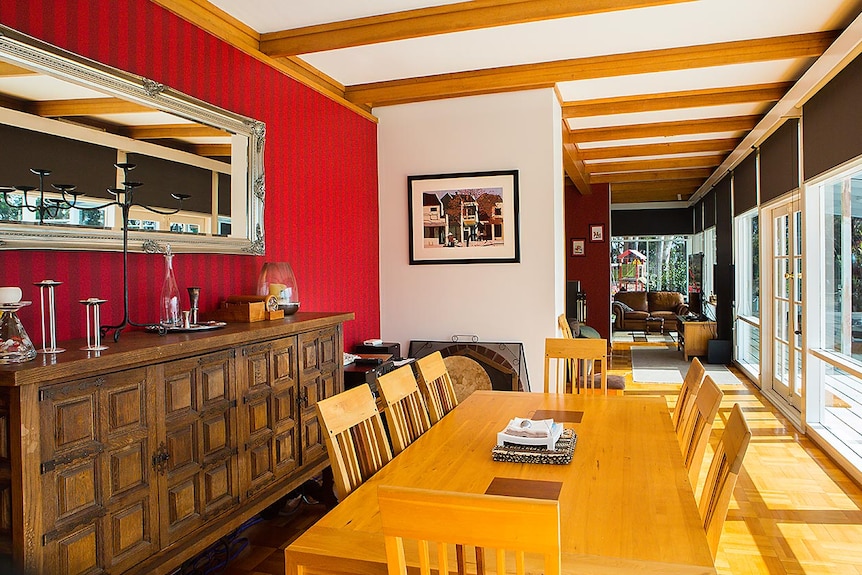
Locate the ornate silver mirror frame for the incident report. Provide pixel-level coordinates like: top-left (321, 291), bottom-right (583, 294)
top-left (0, 24), bottom-right (265, 255)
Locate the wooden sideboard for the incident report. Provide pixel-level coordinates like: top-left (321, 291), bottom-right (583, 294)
top-left (0, 311), bottom-right (353, 575)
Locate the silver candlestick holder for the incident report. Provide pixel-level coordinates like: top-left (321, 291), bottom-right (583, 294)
top-left (34, 279), bottom-right (64, 354)
top-left (80, 298), bottom-right (109, 351)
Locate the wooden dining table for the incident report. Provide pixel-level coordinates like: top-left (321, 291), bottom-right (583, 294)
top-left (285, 390), bottom-right (717, 575)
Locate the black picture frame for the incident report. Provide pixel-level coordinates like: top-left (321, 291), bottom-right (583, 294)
top-left (408, 169), bottom-right (520, 264)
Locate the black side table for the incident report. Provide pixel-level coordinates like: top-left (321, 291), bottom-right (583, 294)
top-left (645, 316), bottom-right (664, 334)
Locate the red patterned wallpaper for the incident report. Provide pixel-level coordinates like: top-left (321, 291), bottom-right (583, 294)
top-left (0, 0), bottom-right (379, 347)
top-left (565, 181), bottom-right (612, 339)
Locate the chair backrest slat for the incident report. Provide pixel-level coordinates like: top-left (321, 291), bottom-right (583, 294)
top-left (673, 357), bottom-right (706, 434)
top-left (544, 337), bottom-right (608, 395)
top-left (679, 374), bottom-right (723, 487)
top-left (316, 384), bottom-right (393, 501)
top-left (557, 314), bottom-right (574, 339)
top-left (379, 485), bottom-right (561, 575)
top-left (377, 365), bottom-right (432, 454)
top-left (699, 403), bottom-right (751, 558)
top-left (415, 352), bottom-right (459, 424)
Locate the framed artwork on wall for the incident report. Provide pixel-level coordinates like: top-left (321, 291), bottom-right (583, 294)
top-left (571, 238), bottom-right (586, 257)
top-left (589, 224), bottom-right (605, 242)
top-left (407, 170), bottom-right (520, 264)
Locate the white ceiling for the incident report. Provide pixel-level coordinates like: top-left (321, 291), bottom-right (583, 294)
top-left (7, 0), bottom-right (860, 204)
top-left (212, 0), bottom-right (856, 86)
top-left (200, 0), bottom-right (862, 204)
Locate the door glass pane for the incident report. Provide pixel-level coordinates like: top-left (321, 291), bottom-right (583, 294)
top-left (775, 340), bottom-right (789, 385)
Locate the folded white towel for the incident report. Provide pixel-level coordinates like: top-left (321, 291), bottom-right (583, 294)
top-left (504, 417), bottom-right (554, 438)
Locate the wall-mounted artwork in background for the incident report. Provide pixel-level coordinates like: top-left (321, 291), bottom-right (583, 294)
top-left (572, 238), bottom-right (586, 257)
top-left (408, 170), bottom-right (520, 264)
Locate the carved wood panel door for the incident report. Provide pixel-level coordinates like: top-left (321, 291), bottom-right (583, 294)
top-left (39, 368), bottom-right (160, 575)
top-left (237, 337), bottom-right (299, 498)
top-left (156, 350), bottom-right (239, 547)
top-left (298, 327), bottom-right (342, 466)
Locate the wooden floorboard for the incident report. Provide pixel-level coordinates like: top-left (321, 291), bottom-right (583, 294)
top-left (205, 341), bottom-right (862, 575)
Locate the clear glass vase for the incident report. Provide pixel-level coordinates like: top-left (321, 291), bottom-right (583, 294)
top-left (160, 247), bottom-right (181, 327)
top-left (257, 262), bottom-right (300, 315)
top-left (0, 302), bottom-right (37, 363)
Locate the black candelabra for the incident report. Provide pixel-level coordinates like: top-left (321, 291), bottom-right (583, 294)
top-left (1, 162), bottom-right (190, 342)
top-left (0, 168), bottom-right (83, 224)
top-left (95, 163), bottom-right (190, 341)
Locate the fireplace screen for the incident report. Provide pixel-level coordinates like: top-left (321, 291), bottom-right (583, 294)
top-left (408, 339), bottom-right (528, 392)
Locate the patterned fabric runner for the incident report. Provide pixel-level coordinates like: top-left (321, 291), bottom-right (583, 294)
top-left (492, 429), bottom-right (577, 464)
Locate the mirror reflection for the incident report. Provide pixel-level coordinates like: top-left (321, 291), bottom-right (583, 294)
top-left (0, 24), bottom-right (265, 254)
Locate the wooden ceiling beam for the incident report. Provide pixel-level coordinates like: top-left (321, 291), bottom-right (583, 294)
top-left (563, 140), bottom-right (591, 195)
top-left (579, 137), bottom-right (740, 161)
top-left (612, 189), bottom-right (694, 203)
top-left (570, 114), bottom-right (759, 142)
top-left (29, 98), bottom-right (154, 117)
top-left (147, 0), bottom-right (375, 121)
top-left (0, 94), bottom-right (27, 112)
top-left (345, 31), bottom-right (837, 107)
top-left (562, 82), bottom-right (792, 118)
top-left (149, 0), bottom-right (260, 53)
top-left (190, 144), bottom-right (232, 157)
top-left (0, 62), bottom-right (37, 77)
top-left (586, 154), bottom-right (725, 173)
top-left (260, 0), bottom-right (695, 57)
top-left (592, 167), bottom-right (714, 184)
top-left (611, 178), bottom-right (703, 193)
top-left (122, 124), bottom-right (228, 139)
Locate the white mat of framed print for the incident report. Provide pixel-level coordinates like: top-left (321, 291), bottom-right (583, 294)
top-left (408, 170), bottom-right (520, 265)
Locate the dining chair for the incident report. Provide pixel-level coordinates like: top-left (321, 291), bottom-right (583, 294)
top-left (557, 313), bottom-right (574, 338)
top-left (678, 374), bottom-right (724, 488)
top-left (378, 485), bottom-right (561, 575)
top-left (377, 364), bottom-right (432, 455)
top-left (671, 357), bottom-right (706, 435)
top-left (315, 383), bottom-right (393, 501)
top-left (699, 402), bottom-right (751, 558)
top-left (544, 337), bottom-right (610, 395)
top-left (414, 351), bottom-right (459, 424)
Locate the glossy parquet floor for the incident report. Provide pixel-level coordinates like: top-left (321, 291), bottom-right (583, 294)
top-left (212, 341), bottom-right (862, 575)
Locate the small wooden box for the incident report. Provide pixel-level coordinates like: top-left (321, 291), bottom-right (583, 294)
top-left (209, 296), bottom-right (284, 323)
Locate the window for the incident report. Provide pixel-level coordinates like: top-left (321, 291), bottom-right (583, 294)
top-left (807, 161), bottom-right (862, 474)
top-left (1, 191), bottom-right (109, 227)
top-left (610, 235), bottom-right (690, 294)
top-left (735, 209), bottom-right (760, 378)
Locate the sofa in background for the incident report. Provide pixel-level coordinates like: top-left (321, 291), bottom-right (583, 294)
top-left (612, 291), bottom-right (689, 332)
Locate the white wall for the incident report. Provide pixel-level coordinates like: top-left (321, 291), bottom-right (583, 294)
top-left (376, 89), bottom-right (564, 391)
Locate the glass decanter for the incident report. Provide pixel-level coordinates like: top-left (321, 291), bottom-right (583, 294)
top-left (160, 245), bottom-right (181, 328)
top-left (0, 301), bottom-right (37, 363)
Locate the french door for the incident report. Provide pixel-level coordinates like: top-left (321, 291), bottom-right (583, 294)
top-left (767, 199), bottom-right (803, 410)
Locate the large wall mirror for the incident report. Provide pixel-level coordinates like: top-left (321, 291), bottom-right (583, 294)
top-left (0, 24), bottom-right (265, 254)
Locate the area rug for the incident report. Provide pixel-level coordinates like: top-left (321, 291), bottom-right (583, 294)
top-left (631, 346), bottom-right (742, 384)
top-left (612, 331), bottom-right (677, 344)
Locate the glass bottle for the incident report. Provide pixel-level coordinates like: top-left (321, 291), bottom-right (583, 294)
top-left (160, 245), bottom-right (181, 328)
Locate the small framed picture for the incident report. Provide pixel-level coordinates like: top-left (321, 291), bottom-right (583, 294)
top-left (589, 224), bottom-right (605, 243)
top-left (571, 238), bottom-right (586, 257)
